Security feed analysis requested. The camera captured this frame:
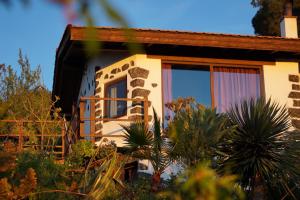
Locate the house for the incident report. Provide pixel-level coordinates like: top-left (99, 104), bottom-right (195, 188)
top-left (52, 10), bottom-right (300, 150)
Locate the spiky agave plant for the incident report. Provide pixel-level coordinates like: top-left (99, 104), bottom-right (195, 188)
top-left (122, 108), bottom-right (170, 192)
top-left (221, 98), bottom-right (300, 199)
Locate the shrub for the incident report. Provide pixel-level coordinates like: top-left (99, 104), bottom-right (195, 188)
top-left (221, 98), bottom-right (300, 199)
top-left (66, 140), bottom-right (95, 168)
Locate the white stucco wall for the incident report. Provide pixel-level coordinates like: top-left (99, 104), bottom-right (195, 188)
top-left (77, 51), bottom-right (129, 138)
top-left (263, 62), bottom-right (299, 108)
top-left (92, 54), bottom-right (162, 146)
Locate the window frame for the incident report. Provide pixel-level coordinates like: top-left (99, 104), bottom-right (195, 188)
top-left (104, 76), bottom-right (128, 119)
top-left (161, 60), bottom-right (265, 120)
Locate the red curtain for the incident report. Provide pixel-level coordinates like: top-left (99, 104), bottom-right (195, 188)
top-left (213, 67), bottom-right (261, 113)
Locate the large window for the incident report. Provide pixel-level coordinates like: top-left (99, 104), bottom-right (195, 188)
top-left (105, 77), bottom-right (127, 118)
top-left (163, 64), bottom-right (261, 119)
top-left (213, 67), bottom-right (261, 113)
top-left (163, 64), bottom-right (211, 120)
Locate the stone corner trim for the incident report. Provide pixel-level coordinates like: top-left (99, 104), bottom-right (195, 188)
top-left (294, 100), bottom-right (300, 107)
top-left (130, 79), bottom-right (145, 87)
top-left (292, 119), bottom-right (300, 129)
top-left (289, 74), bottom-right (299, 82)
top-left (288, 91), bottom-right (300, 99)
top-left (288, 108), bottom-right (300, 118)
top-left (128, 67), bottom-right (149, 79)
top-left (132, 88), bottom-right (150, 98)
top-left (292, 84), bottom-right (300, 91)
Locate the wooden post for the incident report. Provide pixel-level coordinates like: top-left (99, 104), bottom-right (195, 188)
top-left (90, 99), bottom-right (95, 143)
top-left (61, 121), bottom-right (65, 161)
top-left (18, 121), bottom-right (23, 151)
top-left (144, 97), bottom-right (149, 126)
top-left (79, 100), bottom-right (86, 138)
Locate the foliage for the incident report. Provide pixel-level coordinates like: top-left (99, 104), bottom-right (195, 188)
top-left (0, 49), bottom-right (41, 120)
top-left (0, 142), bottom-right (17, 178)
top-left (86, 149), bottom-right (125, 200)
top-left (0, 50), bottom-right (63, 155)
top-left (122, 174), bottom-right (158, 200)
top-left (251, 0), bottom-right (300, 36)
top-left (0, 168), bottom-right (37, 200)
top-left (166, 97), bottom-right (234, 167)
top-left (0, 141), bottom-right (127, 199)
top-left (220, 98), bottom-right (300, 199)
top-left (15, 150), bottom-right (65, 189)
top-left (163, 163), bottom-right (244, 200)
top-left (67, 140), bottom-right (95, 167)
top-left (122, 108), bottom-right (170, 192)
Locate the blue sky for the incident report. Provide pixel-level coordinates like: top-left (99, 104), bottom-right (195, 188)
top-left (0, 0), bottom-right (258, 90)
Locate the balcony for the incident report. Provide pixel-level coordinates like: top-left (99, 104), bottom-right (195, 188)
top-left (79, 96), bottom-right (150, 144)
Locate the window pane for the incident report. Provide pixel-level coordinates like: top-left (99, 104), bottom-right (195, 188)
top-left (163, 64), bottom-right (211, 121)
top-left (213, 67), bottom-right (261, 113)
top-left (172, 65), bottom-right (211, 106)
top-left (106, 78), bottom-right (127, 118)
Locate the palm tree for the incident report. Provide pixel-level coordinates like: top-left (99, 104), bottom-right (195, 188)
top-left (221, 98), bottom-right (300, 199)
top-left (122, 108), bottom-right (169, 192)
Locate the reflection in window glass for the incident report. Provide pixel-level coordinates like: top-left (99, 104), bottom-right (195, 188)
top-left (105, 78), bottom-right (127, 118)
top-left (163, 64), bottom-right (211, 121)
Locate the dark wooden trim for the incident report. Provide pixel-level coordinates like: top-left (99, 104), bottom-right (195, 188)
top-left (90, 99), bottom-right (95, 142)
top-left (259, 67), bottom-right (266, 98)
top-left (69, 26), bottom-right (300, 53)
top-left (160, 63), bottom-right (264, 114)
top-left (148, 55), bottom-right (275, 66)
top-left (79, 101), bottom-right (86, 137)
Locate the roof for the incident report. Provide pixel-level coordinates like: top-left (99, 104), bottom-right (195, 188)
top-left (57, 25), bottom-right (300, 59)
top-left (53, 25), bottom-right (300, 116)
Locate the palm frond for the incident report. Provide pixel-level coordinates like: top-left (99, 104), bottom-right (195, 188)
top-left (121, 121), bottom-right (152, 150)
top-left (221, 97), bottom-right (299, 198)
top-left (152, 108), bottom-right (163, 151)
top-left (87, 150), bottom-right (124, 199)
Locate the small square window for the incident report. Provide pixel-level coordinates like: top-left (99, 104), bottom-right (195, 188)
top-left (105, 77), bottom-right (127, 118)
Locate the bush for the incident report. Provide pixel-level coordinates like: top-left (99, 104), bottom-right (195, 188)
top-left (66, 140), bottom-right (95, 168)
top-left (162, 163), bottom-right (244, 200)
top-left (15, 150), bottom-right (65, 189)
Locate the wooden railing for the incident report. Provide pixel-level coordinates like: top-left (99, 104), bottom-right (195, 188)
top-left (0, 120), bottom-right (65, 160)
top-left (79, 96), bottom-right (149, 142)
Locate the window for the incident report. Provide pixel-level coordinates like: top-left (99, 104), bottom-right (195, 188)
top-left (163, 64), bottom-right (211, 121)
top-left (162, 64), bottom-right (261, 119)
top-left (213, 67), bottom-right (261, 113)
top-left (105, 77), bottom-right (127, 118)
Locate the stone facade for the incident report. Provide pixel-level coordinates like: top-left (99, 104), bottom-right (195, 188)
top-left (94, 57), bottom-right (157, 136)
top-left (288, 74), bottom-right (300, 129)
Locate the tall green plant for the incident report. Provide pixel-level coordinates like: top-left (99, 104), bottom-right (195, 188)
top-left (122, 108), bottom-right (170, 192)
top-left (166, 98), bottom-right (234, 168)
top-left (221, 98), bottom-right (300, 199)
